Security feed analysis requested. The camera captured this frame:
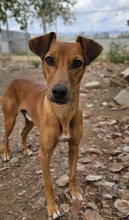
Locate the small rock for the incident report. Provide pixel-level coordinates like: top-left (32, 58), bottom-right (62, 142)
top-left (86, 104), bottom-right (94, 108)
top-left (19, 190), bottom-right (26, 196)
top-left (110, 75), bottom-right (128, 87)
top-left (110, 147), bottom-right (122, 156)
top-left (117, 153), bottom-right (129, 162)
top-left (103, 193), bottom-right (113, 199)
top-left (81, 157), bottom-right (92, 164)
top-left (113, 174), bottom-right (120, 182)
top-left (122, 172), bottom-right (129, 180)
top-left (83, 111), bottom-right (92, 119)
top-left (77, 163), bottom-right (85, 172)
top-left (119, 189), bottom-right (129, 200)
top-left (48, 217), bottom-right (52, 220)
top-left (85, 174), bottom-right (103, 182)
top-left (102, 102), bottom-right (108, 106)
top-left (87, 202), bottom-right (98, 210)
top-left (37, 197), bottom-right (46, 207)
top-left (50, 168), bottom-right (55, 172)
top-left (10, 157), bottom-right (19, 164)
top-left (22, 217), bottom-right (27, 220)
top-left (98, 121), bottom-right (106, 126)
top-left (114, 88), bottom-right (129, 108)
top-left (123, 146), bottom-right (129, 152)
top-left (85, 81), bottom-right (100, 89)
top-left (55, 174), bottom-right (69, 187)
top-left (107, 119), bottom-right (117, 125)
top-left (121, 68), bottom-right (129, 82)
top-left (35, 170), bottom-right (42, 174)
top-left (94, 161), bottom-right (105, 169)
top-left (60, 203), bottom-right (70, 213)
top-left (86, 147), bottom-right (103, 155)
top-left (114, 199), bottom-right (129, 218)
top-left (84, 209), bottom-right (103, 220)
top-left (95, 181), bottom-right (114, 187)
top-left (107, 67), bottom-right (113, 72)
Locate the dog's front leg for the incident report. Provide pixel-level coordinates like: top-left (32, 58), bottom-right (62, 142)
top-left (69, 110), bottom-right (83, 201)
top-left (39, 136), bottom-right (60, 219)
top-left (69, 143), bottom-right (83, 200)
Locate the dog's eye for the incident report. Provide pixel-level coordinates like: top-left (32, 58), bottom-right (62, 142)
top-left (72, 59), bottom-right (83, 69)
top-left (45, 56), bottom-right (54, 66)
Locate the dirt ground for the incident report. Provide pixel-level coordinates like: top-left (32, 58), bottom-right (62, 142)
top-left (0, 56), bottom-right (129, 220)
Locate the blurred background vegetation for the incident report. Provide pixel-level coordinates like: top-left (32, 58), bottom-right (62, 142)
top-left (0, 0), bottom-right (129, 64)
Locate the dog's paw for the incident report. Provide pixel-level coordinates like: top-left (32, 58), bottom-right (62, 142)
top-left (52, 211), bottom-right (60, 219)
top-left (71, 187), bottom-right (83, 201)
top-left (47, 201), bottom-right (61, 219)
top-left (2, 148), bottom-right (11, 162)
top-left (27, 149), bottom-right (33, 156)
top-left (48, 211), bottom-right (60, 220)
top-left (72, 194), bottom-right (83, 201)
top-left (23, 148), bottom-right (33, 156)
top-left (3, 154), bottom-right (10, 162)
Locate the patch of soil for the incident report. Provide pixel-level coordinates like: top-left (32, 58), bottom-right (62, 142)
top-left (0, 57), bottom-right (129, 220)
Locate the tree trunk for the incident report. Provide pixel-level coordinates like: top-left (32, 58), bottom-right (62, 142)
top-left (42, 14), bottom-right (47, 34)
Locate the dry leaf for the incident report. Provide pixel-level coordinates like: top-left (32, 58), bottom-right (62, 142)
top-left (108, 162), bottom-right (123, 172)
top-left (71, 199), bottom-right (81, 214)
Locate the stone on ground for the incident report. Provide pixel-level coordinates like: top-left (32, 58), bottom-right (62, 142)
top-left (85, 81), bottom-right (100, 89)
top-left (114, 88), bottom-right (129, 107)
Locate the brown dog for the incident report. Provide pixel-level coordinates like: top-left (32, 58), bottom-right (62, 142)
top-left (1, 32), bottom-right (103, 219)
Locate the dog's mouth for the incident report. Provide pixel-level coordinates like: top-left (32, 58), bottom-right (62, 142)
top-left (48, 96), bottom-right (69, 105)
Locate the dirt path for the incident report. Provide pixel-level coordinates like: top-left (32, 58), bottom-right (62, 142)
top-left (0, 58), bottom-right (129, 219)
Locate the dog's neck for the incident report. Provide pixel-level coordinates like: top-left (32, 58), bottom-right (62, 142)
top-left (51, 87), bottom-right (80, 140)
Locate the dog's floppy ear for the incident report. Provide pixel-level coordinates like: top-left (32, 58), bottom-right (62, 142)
top-left (76, 36), bottom-right (103, 65)
top-left (28, 32), bottom-right (56, 59)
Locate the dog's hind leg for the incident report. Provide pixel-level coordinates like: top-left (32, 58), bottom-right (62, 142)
top-left (2, 100), bottom-right (18, 161)
top-left (21, 112), bottom-right (34, 156)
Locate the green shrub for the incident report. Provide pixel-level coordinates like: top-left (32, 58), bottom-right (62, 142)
top-left (107, 41), bottom-right (129, 63)
top-left (31, 59), bottom-right (41, 68)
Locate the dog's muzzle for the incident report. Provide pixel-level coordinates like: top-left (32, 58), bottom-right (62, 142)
top-left (50, 84), bottom-right (68, 104)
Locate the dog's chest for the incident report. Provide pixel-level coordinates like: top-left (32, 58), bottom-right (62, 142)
top-left (58, 134), bottom-right (72, 142)
top-left (54, 105), bottom-right (76, 143)
top-left (58, 120), bottom-right (72, 143)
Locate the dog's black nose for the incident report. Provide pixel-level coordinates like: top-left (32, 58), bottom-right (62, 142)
top-left (52, 84), bottom-right (68, 99)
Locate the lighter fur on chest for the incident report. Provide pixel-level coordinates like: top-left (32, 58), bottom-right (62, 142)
top-left (53, 103), bottom-right (76, 142)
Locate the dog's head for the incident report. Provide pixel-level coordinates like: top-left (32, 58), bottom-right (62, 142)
top-left (29, 32), bottom-right (103, 105)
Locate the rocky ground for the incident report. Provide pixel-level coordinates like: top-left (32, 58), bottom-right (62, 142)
top-left (0, 57), bottom-right (129, 220)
